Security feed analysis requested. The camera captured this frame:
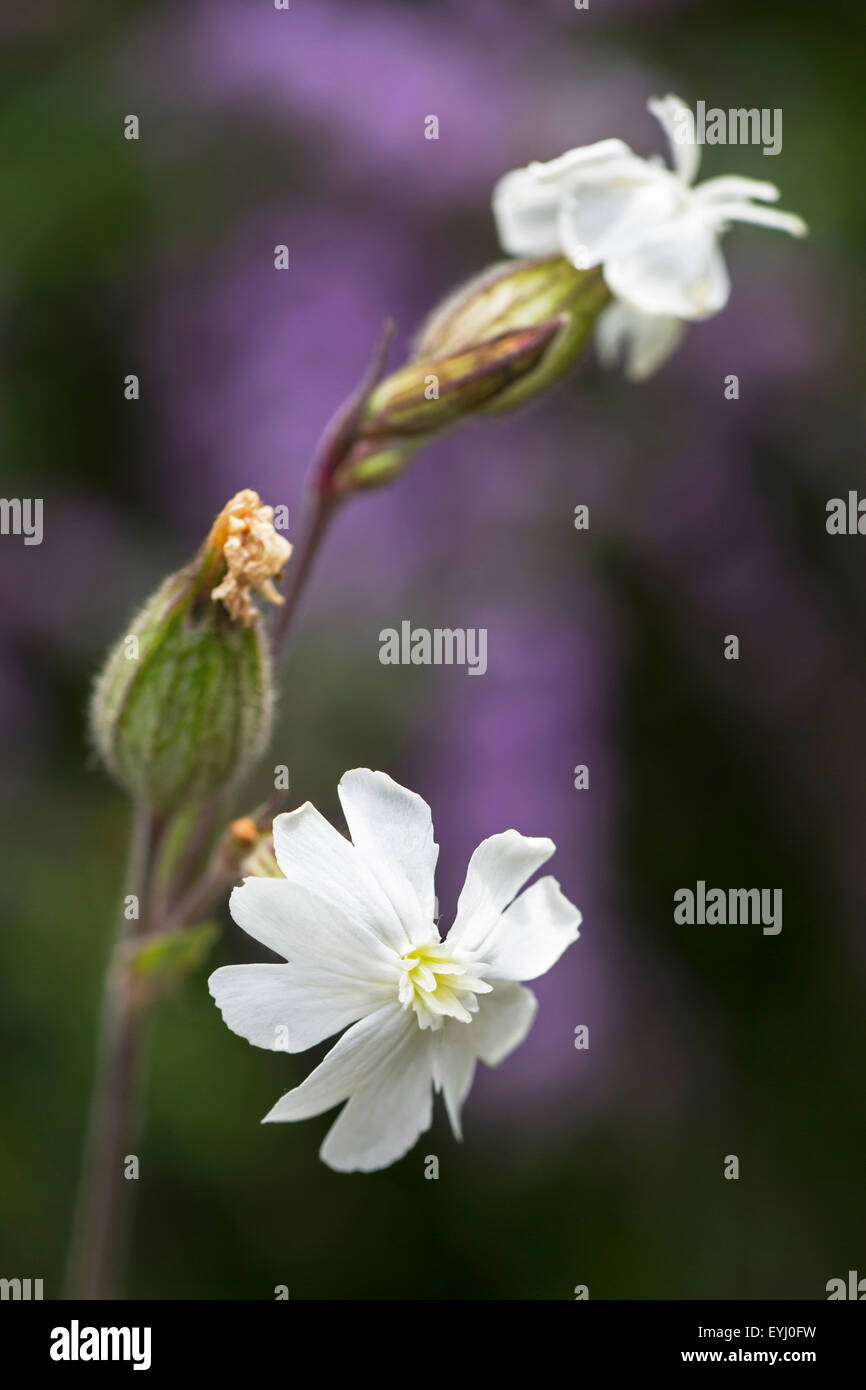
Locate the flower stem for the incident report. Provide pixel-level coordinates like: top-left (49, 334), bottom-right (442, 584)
top-left (64, 804), bottom-right (163, 1300)
top-left (271, 489), bottom-right (339, 657)
top-left (271, 319), bottom-right (394, 655)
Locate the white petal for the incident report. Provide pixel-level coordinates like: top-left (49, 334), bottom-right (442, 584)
top-left (481, 876), bottom-right (581, 981)
top-left (263, 1002), bottom-right (414, 1123)
top-left (526, 137), bottom-right (634, 184)
top-left (447, 829), bottom-right (555, 952)
top-left (228, 876), bottom-right (396, 977)
top-left (604, 212), bottom-right (730, 320)
top-left (432, 1029), bottom-right (477, 1140)
top-left (492, 167), bottom-right (564, 257)
top-left (338, 768), bottom-right (438, 940)
top-left (695, 175), bottom-right (781, 205)
top-left (271, 802), bottom-right (408, 952)
top-left (703, 200), bottom-right (808, 238)
top-left (557, 172), bottom-right (681, 272)
top-left (263, 1001), bottom-right (434, 1172)
top-left (549, 151), bottom-right (667, 191)
top-left (648, 93), bottom-right (701, 186)
top-left (492, 138), bottom-right (634, 258)
top-left (471, 982), bottom-right (538, 1067)
top-left (208, 963), bottom-right (392, 1053)
top-left (595, 300), bottom-right (686, 380)
top-left (320, 1028), bottom-right (433, 1173)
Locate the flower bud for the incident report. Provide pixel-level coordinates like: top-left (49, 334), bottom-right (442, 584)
top-left (415, 255), bottom-right (608, 365)
top-left (223, 816), bottom-right (283, 877)
top-left (329, 257), bottom-right (610, 493)
top-left (90, 491), bottom-right (291, 813)
top-left (239, 828), bottom-right (284, 879)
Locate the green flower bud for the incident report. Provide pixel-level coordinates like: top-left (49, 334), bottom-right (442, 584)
top-left (329, 257), bottom-right (610, 494)
top-left (415, 256), bottom-right (609, 374)
top-left (91, 491), bottom-right (291, 813)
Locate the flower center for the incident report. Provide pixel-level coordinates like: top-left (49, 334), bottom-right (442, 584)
top-left (396, 942), bottom-right (492, 1031)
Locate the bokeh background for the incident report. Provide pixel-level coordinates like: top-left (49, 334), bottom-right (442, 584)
top-left (2, 0), bottom-right (864, 1300)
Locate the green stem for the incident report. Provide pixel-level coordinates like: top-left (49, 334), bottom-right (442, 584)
top-left (64, 805), bottom-right (163, 1300)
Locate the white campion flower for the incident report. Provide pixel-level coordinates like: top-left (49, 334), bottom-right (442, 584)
top-left (493, 94), bottom-right (808, 380)
top-left (209, 769), bottom-right (581, 1173)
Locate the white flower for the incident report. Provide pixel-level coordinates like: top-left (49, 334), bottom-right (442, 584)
top-left (209, 768), bottom-right (581, 1173)
top-left (493, 94), bottom-right (808, 379)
